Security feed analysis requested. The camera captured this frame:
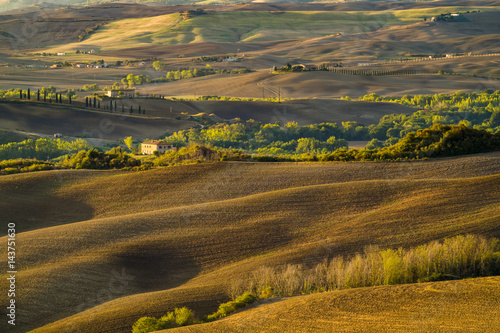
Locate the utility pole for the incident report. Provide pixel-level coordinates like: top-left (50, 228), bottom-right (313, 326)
top-left (278, 87), bottom-right (281, 103)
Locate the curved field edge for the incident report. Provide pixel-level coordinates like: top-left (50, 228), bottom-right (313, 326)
top-left (168, 276), bottom-right (500, 333)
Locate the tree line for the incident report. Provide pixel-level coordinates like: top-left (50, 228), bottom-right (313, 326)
top-left (131, 234), bottom-right (500, 333)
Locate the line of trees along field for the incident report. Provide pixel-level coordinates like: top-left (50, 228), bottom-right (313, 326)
top-left (119, 67), bottom-right (251, 88)
top-left (132, 234), bottom-right (500, 333)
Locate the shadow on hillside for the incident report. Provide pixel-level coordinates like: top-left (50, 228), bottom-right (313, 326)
top-left (0, 170), bottom-right (95, 235)
top-left (110, 241), bottom-right (201, 293)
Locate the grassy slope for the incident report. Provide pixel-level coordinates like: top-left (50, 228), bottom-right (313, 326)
top-left (170, 276), bottom-right (500, 333)
top-left (0, 153), bottom-right (499, 332)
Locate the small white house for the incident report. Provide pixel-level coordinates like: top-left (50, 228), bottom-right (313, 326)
top-left (57, 52), bottom-right (66, 56)
top-left (141, 140), bottom-right (175, 155)
top-left (54, 133), bottom-right (63, 138)
top-left (106, 89), bottom-right (136, 97)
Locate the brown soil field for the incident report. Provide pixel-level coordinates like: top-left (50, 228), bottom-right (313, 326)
top-left (0, 152), bottom-right (499, 332)
top-left (142, 70), bottom-right (500, 98)
top-left (188, 99), bottom-right (415, 125)
top-left (259, 11), bottom-right (500, 63)
top-left (0, 97), bottom-right (415, 142)
top-left (170, 276), bottom-right (500, 333)
top-left (0, 102), bottom-right (194, 140)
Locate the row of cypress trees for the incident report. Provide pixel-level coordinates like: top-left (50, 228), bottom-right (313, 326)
top-left (18, 88), bottom-right (71, 104)
top-left (17, 88), bottom-right (146, 115)
top-left (331, 68), bottom-right (418, 76)
top-left (84, 97), bottom-right (145, 114)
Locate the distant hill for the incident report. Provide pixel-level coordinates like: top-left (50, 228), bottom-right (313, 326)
top-left (0, 0), bottom-right (475, 14)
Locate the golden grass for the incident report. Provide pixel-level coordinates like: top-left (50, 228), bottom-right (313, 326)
top-left (0, 153), bottom-right (498, 332)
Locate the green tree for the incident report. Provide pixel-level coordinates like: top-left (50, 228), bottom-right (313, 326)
top-left (489, 110), bottom-right (500, 127)
top-left (296, 137), bottom-right (322, 154)
top-left (131, 317), bottom-right (158, 333)
top-left (365, 138), bottom-right (384, 150)
top-left (124, 136), bottom-right (133, 151)
top-left (153, 60), bottom-right (165, 71)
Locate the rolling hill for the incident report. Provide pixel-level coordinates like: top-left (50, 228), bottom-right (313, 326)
top-left (1, 152), bottom-right (499, 332)
top-left (169, 276), bottom-right (500, 332)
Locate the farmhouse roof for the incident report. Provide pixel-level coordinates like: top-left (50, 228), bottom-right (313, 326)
top-left (142, 140), bottom-right (171, 145)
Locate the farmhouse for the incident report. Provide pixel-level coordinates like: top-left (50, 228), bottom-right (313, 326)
top-left (106, 89), bottom-right (136, 97)
top-left (141, 140), bottom-right (175, 155)
top-left (297, 64), bottom-right (317, 71)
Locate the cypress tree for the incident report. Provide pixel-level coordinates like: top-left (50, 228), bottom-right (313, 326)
top-left (93, 97), bottom-right (96, 108)
top-left (37, 89), bottom-right (40, 101)
top-left (20, 90), bottom-right (22, 99)
top-left (85, 97), bottom-right (88, 107)
top-left (114, 101), bottom-right (117, 111)
top-left (27, 88), bottom-right (31, 99)
top-left (98, 101), bottom-right (100, 109)
top-left (44, 92), bottom-right (47, 102)
top-left (130, 105), bottom-right (133, 113)
top-left (138, 105), bottom-right (141, 114)
top-left (69, 94), bottom-right (72, 104)
top-left (110, 100), bottom-right (113, 111)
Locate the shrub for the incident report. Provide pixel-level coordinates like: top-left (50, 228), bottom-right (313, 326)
top-left (132, 307), bottom-right (195, 333)
top-left (131, 317), bottom-right (159, 333)
top-left (205, 292), bottom-right (257, 321)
